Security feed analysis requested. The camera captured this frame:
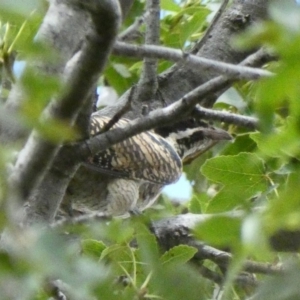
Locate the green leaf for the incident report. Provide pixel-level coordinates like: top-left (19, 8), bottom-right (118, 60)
top-left (105, 60), bottom-right (138, 95)
top-left (161, 0), bottom-right (180, 12)
top-left (201, 153), bottom-right (266, 186)
top-left (81, 239), bottom-right (106, 259)
top-left (251, 118), bottom-right (300, 158)
top-left (179, 6), bottom-right (210, 17)
top-left (101, 218), bottom-right (135, 244)
top-left (100, 244), bottom-right (133, 270)
top-left (112, 63), bottom-right (131, 78)
top-left (201, 153), bottom-right (268, 212)
top-left (179, 11), bottom-right (208, 46)
top-left (135, 222), bottom-right (160, 272)
top-left (160, 245), bottom-right (197, 266)
top-left (188, 193), bottom-right (211, 214)
top-left (265, 171), bottom-right (300, 231)
top-left (150, 264), bottom-right (206, 300)
top-left (194, 215), bottom-right (241, 248)
top-left (223, 134), bottom-right (257, 156)
top-left (215, 87), bottom-right (247, 111)
top-left (188, 194), bottom-right (203, 213)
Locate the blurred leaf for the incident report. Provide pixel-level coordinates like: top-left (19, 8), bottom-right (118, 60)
top-left (112, 63), bottom-right (131, 78)
top-left (265, 170), bottom-right (300, 231)
top-left (161, 5), bottom-right (209, 48)
top-left (157, 60), bottom-right (173, 73)
top-left (179, 11), bottom-right (208, 46)
top-left (215, 87), bottom-right (247, 112)
top-left (251, 118), bottom-right (300, 158)
top-left (223, 134), bottom-right (257, 156)
top-left (150, 263), bottom-right (206, 300)
top-left (160, 245), bottom-right (197, 266)
top-left (253, 260), bottom-right (300, 300)
top-left (100, 244), bottom-right (132, 269)
top-left (188, 194), bottom-right (203, 213)
top-left (161, 0), bottom-right (180, 12)
top-left (194, 215), bottom-right (241, 248)
top-left (18, 116), bottom-right (78, 143)
top-left (122, 0), bottom-right (144, 29)
top-left (102, 219), bottom-right (135, 244)
top-left (269, 0), bottom-right (300, 33)
top-left (179, 6), bottom-right (210, 17)
top-left (105, 58), bottom-right (138, 95)
top-left (135, 222), bottom-right (160, 275)
top-left (241, 214), bottom-right (269, 254)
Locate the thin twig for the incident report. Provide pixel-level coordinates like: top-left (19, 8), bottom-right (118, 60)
top-left (119, 15), bottom-right (145, 41)
top-left (192, 242), bottom-right (282, 275)
top-left (192, 105), bottom-right (259, 130)
top-left (137, 0), bottom-right (160, 101)
top-left (198, 265), bottom-right (258, 289)
top-left (198, 265), bottom-right (224, 285)
top-left (113, 42), bottom-right (274, 81)
top-left (100, 86), bottom-right (135, 133)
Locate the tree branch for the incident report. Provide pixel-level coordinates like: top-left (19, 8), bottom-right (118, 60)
top-left (119, 15), bottom-right (144, 41)
top-left (192, 105), bottom-right (258, 130)
top-left (192, 242), bottom-right (281, 275)
top-left (198, 265), bottom-right (258, 289)
top-left (9, 0), bottom-right (122, 200)
top-left (113, 42), bottom-right (273, 81)
top-left (136, 0), bottom-right (160, 103)
top-left (192, 0), bottom-right (230, 54)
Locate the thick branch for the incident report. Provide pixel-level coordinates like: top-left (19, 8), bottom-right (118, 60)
top-left (9, 0), bottom-right (121, 200)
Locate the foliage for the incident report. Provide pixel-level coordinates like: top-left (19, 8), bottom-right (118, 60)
top-left (1, 0), bottom-right (300, 300)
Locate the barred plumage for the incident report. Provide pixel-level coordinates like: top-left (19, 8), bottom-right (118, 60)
top-left (88, 116), bottom-right (182, 185)
top-left (65, 115), bottom-right (231, 217)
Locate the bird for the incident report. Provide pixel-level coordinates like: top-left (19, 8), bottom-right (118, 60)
top-left (63, 115), bottom-right (232, 217)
